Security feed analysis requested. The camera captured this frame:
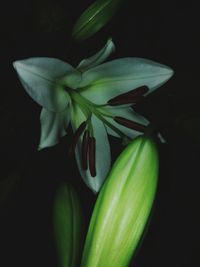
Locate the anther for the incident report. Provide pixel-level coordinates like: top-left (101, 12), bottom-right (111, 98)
top-left (127, 86), bottom-right (149, 97)
top-left (107, 86), bottom-right (149, 106)
top-left (68, 121), bottom-right (87, 157)
top-left (81, 130), bottom-right (89, 170)
top-left (88, 137), bottom-right (96, 177)
top-left (114, 116), bottom-right (146, 132)
top-left (108, 96), bottom-right (145, 106)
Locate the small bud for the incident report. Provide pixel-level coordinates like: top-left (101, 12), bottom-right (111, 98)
top-left (81, 136), bottom-right (159, 267)
top-left (53, 183), bottom-right (84, 267)
top-left (72, 0), bottom-right (123, 41)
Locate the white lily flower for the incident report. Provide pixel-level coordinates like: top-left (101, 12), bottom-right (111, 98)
top-left (13, 39), bottom-right (173, 193)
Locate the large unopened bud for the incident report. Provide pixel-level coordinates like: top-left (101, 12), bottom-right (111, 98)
top-left (53, 183), bottom-right (84, 267)
top-left (81, 136), bottom-right (159, 267)
top-left (72, 0), bottom-right (123, 41)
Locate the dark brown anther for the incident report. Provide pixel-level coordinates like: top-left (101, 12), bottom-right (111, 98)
top-left (128, 86), bottom-right (149, 97)
top-left (107, 86), bottom-right (149, 106)
top-left (81, 130), bottom-right (89, 170)
top-left (114, 116), bottom-right (146, 132)
top-left (108, 96), bottom-right (145, 106)
top-left (68, 121), bottom-right (87, 158)
top-left (88, 137), bottom-right (96, 177)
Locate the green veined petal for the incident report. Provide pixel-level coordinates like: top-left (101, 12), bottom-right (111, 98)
top-left (70, 104), bottom-right (111, 193)
top-left (77, 39), bottom-right (115, 72)
top-left (79, 57), bottom-right (174, 105)
top-left (13, 58), bottom-right (74, 111)
top-left (38, 107), bottom-right (70, 150)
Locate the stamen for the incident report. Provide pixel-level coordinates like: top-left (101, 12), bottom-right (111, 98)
top-left (107, 86), bottom-right (148, 105)
top-left (114, 116), bottom-right (146, 132)
top-left (88, 137), bottom-right (96, 177)
top-left (108, 96), bottom-right (145, 106)
top-left (68, 121), bottom-right (87, 157)
top-left (81, 130), bottom-right (89, 170)
top-left (127, 86), bottom-right (149, 97)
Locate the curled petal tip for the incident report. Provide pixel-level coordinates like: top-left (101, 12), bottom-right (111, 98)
top-left (12, 60), bottom-right (20, 70)
top-left (13, 60), bottom-right (28, 71)
top-left (169, 67), bottom-right (174, 77)
top-left (160, 64), bottom-right (174, 79)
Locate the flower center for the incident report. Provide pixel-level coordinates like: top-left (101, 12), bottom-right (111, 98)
top-left (59, 70), bottom-right (82, 89)
top-left (67, 88), bottom-right (148, 177)
top-left (69, 89), bottom-right (131, 140)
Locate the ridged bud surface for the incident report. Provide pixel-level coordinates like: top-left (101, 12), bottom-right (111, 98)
top-left (81, 136), bottom-right (159, 267)
top-left (53, 183), bottom-right (84, 267)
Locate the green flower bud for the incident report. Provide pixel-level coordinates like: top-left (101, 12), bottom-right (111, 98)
top-left (53, 183), bottom-right (85, 267)
top-left (81, 136), bottom-right (159, 267)
top-left (72, 0), bottom-right (123, 41)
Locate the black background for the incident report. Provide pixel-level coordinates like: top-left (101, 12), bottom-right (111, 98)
top-left (0, 0), bottom-right (200, 266)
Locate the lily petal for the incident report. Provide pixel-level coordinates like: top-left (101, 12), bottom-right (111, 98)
top-left (79, 58), bottom-right (174, 104)
top-left (38, 107), bottom-right (70, 150)
top-left (71, 105), bottom-right (111, 193)
top-left (13, 58), bottom-right (75, 111)
top-left (77, 39), bottom-right (115, 72)
top-left (103, 106), bottom-right (149, 139)
top-left (80, 116), bottom-right (111, 193)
